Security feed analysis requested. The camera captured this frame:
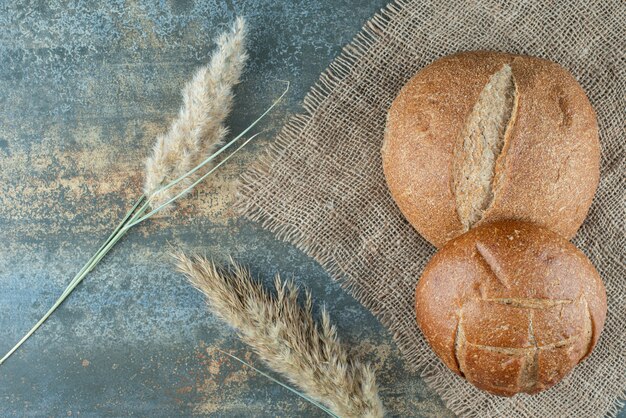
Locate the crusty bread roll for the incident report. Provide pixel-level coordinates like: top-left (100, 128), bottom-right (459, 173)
top-left (382, 51), bottom-right (600, 248)
top-left (415, 221), bottom-right (607, 396)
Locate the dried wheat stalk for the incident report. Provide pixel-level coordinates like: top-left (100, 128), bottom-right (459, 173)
top-left (144, 17), bottom-right (248, 209)
top-left (1, 17), bottom-right (289, 365)
top-left (173, 253), bottom-right (384, 418)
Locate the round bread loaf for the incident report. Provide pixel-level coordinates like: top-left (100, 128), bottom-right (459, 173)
top-left (382, 51), bottom-right (600, 248)
top-left (415, 221), bottom-right (607, 396)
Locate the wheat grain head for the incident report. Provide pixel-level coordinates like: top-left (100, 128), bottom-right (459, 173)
top-left (173, 253), bottom-right (384, 418)
top-left (144, 17), bottom-right (248, 209)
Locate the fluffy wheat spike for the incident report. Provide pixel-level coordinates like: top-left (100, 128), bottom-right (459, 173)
top-left (173, 254), bottom-right (384, 418)
top-left (144, 17), bottom-right (248, 209)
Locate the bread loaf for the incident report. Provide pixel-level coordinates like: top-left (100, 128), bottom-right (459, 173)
top-left (382, 51), bottom-right (600, 248)
top-left (415, 221), bottom-right (607, 396)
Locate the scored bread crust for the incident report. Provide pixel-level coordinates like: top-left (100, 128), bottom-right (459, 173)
top-left (414, 221), bottom-right (607, 396)
top-left (382, 51), bottom-right (600, 248)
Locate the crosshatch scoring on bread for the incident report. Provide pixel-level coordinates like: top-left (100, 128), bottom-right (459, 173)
top-left (415, 221), bottom-right (607, 397)
top-left (453, 64), bottom-right (517, 231)
top-left (453, 295), bottom-right (594, 395)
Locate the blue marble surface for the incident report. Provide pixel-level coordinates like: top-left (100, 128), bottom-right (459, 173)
top-left (0, 1), bottom-right (622, 417)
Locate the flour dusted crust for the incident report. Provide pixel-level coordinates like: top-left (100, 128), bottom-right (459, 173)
top-left (382, 51), bottom-right (600, 248)
top-left (414, 221), bottom-right (607, 396)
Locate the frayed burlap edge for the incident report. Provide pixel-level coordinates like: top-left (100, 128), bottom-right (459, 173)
top-left (238, 3), bottom-right (407, 322)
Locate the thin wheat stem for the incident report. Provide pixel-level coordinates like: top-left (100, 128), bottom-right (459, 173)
top-left (0, 195), bottom-right (146, 365)
top-left (60, 128), bottom-right (256, 302)
top-left (217, 349), bottom-right (340, 418)
top-left (58, 195), bottom-right (146, 300)
top-left (154, 81), bottom-right (289, 197)
top-left (128, 133), bottom-right (260, 229)
top-left (81, 204), bottom-right (150, 276)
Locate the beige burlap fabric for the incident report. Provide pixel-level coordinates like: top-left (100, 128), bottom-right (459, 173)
top-left (238, 1), bottom-right (626, 416)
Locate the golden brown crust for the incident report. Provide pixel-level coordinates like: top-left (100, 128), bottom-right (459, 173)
top-left (414, 221), bottom-right (607, 396)
top-left (382, 51), bottom-right (600, 248)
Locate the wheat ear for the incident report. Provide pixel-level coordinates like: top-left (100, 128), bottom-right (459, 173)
top-left (144, 17), bottom-right (248, 208)
top-left (173, 254), bottom-right (384, 418)
top-left (0, 17), bottom-right (289, 366)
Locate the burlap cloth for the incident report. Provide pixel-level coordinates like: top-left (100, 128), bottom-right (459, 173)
top-left (238, 1), bottom-right (625, 416)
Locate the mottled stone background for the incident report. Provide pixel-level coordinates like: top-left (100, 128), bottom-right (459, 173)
top-left (0, 1), bottom-right (622, 417)
top-left (0, 1), bottom-right (455, 416)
